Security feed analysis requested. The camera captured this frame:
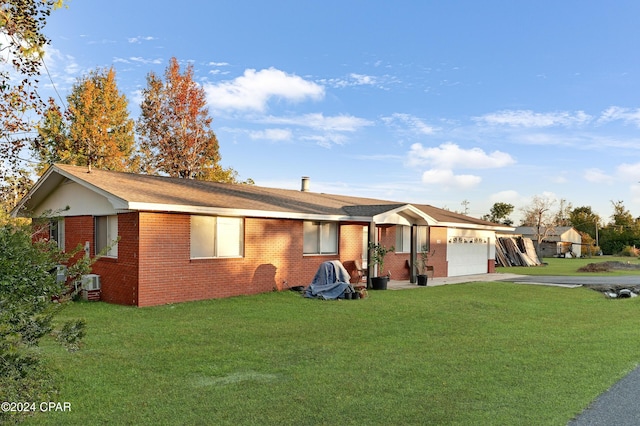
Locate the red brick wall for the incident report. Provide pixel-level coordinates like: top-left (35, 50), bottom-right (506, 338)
top-left (92, 212), bottom-right (139, 305)
top-left (428, 227), bottom-right (449, 278)
top-left (56, 212), bottom-right (480, 306)
top-left (135, 213), bottom-right (362, 307)
top-left (487, 259), bottom-right (496, 273)
top-left (64, 214), bottom-right (140, 305)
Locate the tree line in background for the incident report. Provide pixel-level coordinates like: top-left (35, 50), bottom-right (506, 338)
top-left (483, 196), bottom-right (640, 256)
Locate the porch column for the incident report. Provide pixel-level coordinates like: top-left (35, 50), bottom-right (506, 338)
top-left (409, 225), bottom-right (416, 283)
top-left (366, 221), bottom-right (375, 289)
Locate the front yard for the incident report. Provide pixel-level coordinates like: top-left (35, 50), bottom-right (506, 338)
top-left (26, 281), bottom-right (640, 425)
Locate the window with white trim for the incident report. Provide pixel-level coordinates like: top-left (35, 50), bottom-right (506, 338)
top-left (303, 221), bottom-right (338, 254)
top-left (417, 226), bottom-right (429, 252)
top-left (396, 225), bottom-right (429, 253)
top-left (49, 219), bottom-right (65, 250)
top-left (95, 215), bottom-right (118, 258)
top-left (190, 215), bottom-right (244, 259)
top-left (396, 225), bottom-right (411, 253)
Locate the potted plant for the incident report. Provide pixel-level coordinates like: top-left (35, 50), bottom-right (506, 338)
top-left (416, 245), bottom-right (435, 286)
top-left (368, 242), bottom-right (394, 290)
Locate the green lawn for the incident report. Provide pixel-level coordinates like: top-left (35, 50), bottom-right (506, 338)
top-left (499, 255), bottom-right (640, 276)
top-left (24, 283), bottom-right (640, 425)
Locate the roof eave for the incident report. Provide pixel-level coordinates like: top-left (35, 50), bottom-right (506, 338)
top-left (126, 202), bottom-right (373, 222)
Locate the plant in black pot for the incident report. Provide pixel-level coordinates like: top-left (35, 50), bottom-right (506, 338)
top-left (368, 242), bottom-right (394, 290)
top-left (417, 245), bottom-right (435, 286)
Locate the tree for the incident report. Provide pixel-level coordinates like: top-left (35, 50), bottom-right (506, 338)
top-left (0, 166), bottom-right (34, 212)
top-left (553, 198), bottom-right (573, 227)
top-left (609, 200), bottom-right (635, 229)
top-left (32, 97), bottom-right (68, 173)
top-left (137, 57), bottom-right (243, 181)
top-left (598, 200), bottom-right (640, 254)
top-left (0, 216), bottom-right (89, 423)
top-left (569, 206), bottom-right (600, 240)
top-left (482, 202), bottom-right (514, 225)
top-left (0, 0), bottom-right (63, 177)
top-left (520, 195), bottom-right (556, 259)
top-left (33, 67), bottom-right (136, 172)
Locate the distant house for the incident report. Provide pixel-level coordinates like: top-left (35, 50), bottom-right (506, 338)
top-left (12, 164), bottom-right (513, 306)
top-left (514, 226), bottom-right (583, 258)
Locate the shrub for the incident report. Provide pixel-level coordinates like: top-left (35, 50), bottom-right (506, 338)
top-left (617, 245), bottom-right (640, 257)
top-left (0, 218), bottom-right (91, 423)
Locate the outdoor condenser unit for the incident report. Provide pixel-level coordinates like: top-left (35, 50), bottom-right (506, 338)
top-left (81, 274), bottom-right (101, 291)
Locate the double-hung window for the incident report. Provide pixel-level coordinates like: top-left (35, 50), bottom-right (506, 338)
top-left (95, 215), bottom-right (118, 258)
top-left (190, 216), bottom-right (244, 259)
top-left (303, 221), bottom-right (338, 254)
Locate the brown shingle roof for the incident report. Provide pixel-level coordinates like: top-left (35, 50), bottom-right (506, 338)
top-left (21, 164), bottom-right (509, 229)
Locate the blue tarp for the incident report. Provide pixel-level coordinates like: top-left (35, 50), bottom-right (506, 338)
top-left (304, 260), bottom-right (353, 299)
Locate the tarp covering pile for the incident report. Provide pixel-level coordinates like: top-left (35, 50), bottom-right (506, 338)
top-left (304, 260), bottom-right (353, 299)
top-left (495, 237), bottom-right (542, 267)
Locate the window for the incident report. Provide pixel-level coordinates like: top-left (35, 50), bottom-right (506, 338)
top-left (395, 225), bottom-right (429, 253)
top-left (190, 216), bottom-right (243, 259)
top-left (49, 219), bottom-right (65, 250)
top-left (396, 225), bottom-right (411, 253)
top-left (95, 215), bottom-right (118, 258)
top-left (417, 226), bottom-right (429, 252)
top-left (303, 221), bottom-right (338, 254)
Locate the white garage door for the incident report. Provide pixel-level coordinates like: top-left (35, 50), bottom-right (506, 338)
top-left (447, 237), bottom-right (489, 276)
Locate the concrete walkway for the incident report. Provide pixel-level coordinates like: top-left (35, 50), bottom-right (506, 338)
top-left (387, 272), bottom-right (530, 289)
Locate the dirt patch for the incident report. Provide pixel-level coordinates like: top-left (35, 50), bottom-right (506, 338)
top-left (577, 261), bottom-right (640, 273)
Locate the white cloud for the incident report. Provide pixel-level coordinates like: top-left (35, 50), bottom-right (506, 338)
top-left (420, 168), bottom-right (481, 189)
top-left (475, 109), bottom-right (592, 128)
top-left (349, 73), bottom-right (376, 85)
top-left (583, 168), bottom-right (613, 184)
top-left (407, 142), bottom-right (515, 169)
top-left (204, 67), bottom-right (324, 112)
top-left (598, 106), bottom-right (640, 127)
top-left (324, 73), bottom-right (377, 88)
top-left (302, 133), bottom-right (348, 148)
top-left (127, 36), bottom-right (155, 44)
top-left (383, 113), bottom-right (436, 135)
top-left (248, 128), bottom-right (292, 141)
top-left (616, 162), bottom-right (640, 182)
top-left (208, 61), bottom-right (230, 67)
top-left (490, 190), bottom-right (522, 204)
top-left (263, 113), bottom-right (372, 132)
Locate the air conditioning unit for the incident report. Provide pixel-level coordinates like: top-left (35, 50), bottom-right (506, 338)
top-left (81, 274), bottom-right (101, 291)
top-left (55, 265), bottom-right (67, 283)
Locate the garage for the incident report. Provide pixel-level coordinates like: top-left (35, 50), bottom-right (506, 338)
top-left (446, 230), bottom-right (493, 276)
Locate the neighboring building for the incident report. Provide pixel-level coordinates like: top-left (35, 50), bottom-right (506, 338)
top-left (12, 164), bottom-right (513, 307)
top-left (514, 226), bottom-right (583, 258)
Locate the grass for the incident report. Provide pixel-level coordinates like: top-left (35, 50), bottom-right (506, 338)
top-left (499, 255), bottom-right (640, 276)
top-left (24, 282), bottom-right (640, 425)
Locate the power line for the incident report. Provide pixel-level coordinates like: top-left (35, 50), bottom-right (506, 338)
top-left (40, 55), bottom-right (68, 111)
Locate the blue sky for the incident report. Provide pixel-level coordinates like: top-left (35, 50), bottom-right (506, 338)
top-left (36, 1), bottom-right (640, 223)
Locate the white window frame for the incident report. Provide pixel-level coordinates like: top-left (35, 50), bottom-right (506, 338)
top-left (416, 226), bottom-right (429, 253)
top-left (190, 215), bottom-right (244, 259)
top-left (396, 225), bottom-right (429, 254)
top-left (49, 218), bottom-right (65, 250)
top-left (396, 225), bottom-right (412, 253)
top-left (95, 215), bottom-right (118, 258)
top-left (303, 221), bottom-right (338, 255)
